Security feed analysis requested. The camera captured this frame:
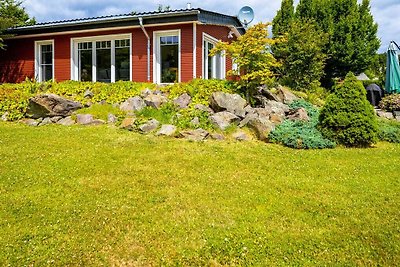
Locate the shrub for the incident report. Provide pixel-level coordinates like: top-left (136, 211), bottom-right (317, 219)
top-left (75, 103), bottom-right (125, 122)
top-left (377, 119), bottom-right (400, 143)
top-left (318, 72), bottom-right (378, 147)
top-left (135, 102), bottom-right (178, 125)
top-left (0, 83), bottom-right (34, 121)
top-left (378, 94), bottom-right (400, 112)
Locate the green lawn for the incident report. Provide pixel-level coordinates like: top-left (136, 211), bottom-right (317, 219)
top-left (1, 122), bottom-right (399, 266)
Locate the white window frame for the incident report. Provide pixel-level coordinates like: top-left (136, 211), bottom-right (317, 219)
top-left (70, 33), bottom-right (132, 82)
top-left (34, 40), bottom-right (55, 82)
top-left (202, 33), bottom-right (226, 80)
top-left (153, 29), bottom-right (181, 84)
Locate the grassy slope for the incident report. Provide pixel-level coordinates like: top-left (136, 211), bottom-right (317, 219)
top-left (0, 122), bottom-right (399, 266)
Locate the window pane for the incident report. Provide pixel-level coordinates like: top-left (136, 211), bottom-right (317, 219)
top-left (79, 49), bottom-right (93, 81)
top-left (96, 43), bottom-right (111, 82)
top-left (115, 47), bottom-right (130, 81)
top-left (161, 43), bottom-right (178, 83)
top-left (41, 45), bottom-right (52, 65)
top-left (41, 64), bottom-right (52, 81)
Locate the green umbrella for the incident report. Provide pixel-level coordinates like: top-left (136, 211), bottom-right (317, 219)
top-left (385, 41), bottom-right (400, 94)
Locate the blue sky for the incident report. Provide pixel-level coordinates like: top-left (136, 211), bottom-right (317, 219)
top-left (23, 0), bottom-right (400, 52)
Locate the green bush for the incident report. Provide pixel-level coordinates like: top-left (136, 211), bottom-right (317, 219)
top-left (135, 102), bottom-right (178, 125)
top-left (378, 119), bottom-right (400, 143)
top-left (318, 73), bottom-right (378, 147)
top-left (378, 94), bottom-right (400, 112)
top-left (75, 103), bottom-right (125, 122)
top-left (0, 83), bottom-right (34, 121)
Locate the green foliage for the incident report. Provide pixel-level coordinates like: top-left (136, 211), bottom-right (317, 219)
top-left (0, 83), bottom-right (33, 120)
top-left (292, 86), bottom-right (328, 107)
top-left (270, 99), bottom-right (335, 149)
top-left (173, 108), bottom-right (215, 131)
top-left (378, 94), bottom-right (400, 112)
top-left (319, 72), bottom-right (378, 147)
top-left (212, 23), bottom-right (281, 98)
top-left (377, 119), bottom-right (400, 143)
top-left (136, 102), bottom-right (178, 125)
top-left (272, 0), bottom-right (294, 37)
top-left (278, 20), bottom-right (328, 91)
top-left (75, 103), bottom-right (124, 121)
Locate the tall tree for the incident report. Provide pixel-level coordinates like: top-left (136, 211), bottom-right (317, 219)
top-left (272, 0), bottom-right (294, 37)
top-left (0, 0), bottom-right (35, 49)
top-left (295, 0), bottom-right (315, 20)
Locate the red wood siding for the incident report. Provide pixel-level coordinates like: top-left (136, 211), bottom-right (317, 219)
top-left (0, 23), bottom-right (235, 83)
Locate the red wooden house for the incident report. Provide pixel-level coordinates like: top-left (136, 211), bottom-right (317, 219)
top-left (0, 8), bottom-right (244, 84)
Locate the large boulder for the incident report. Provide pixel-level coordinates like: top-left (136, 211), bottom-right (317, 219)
top-left (179, 128), bottom-right (209, 141)
top-left (286, 108), bottom-right (310, 122)
top-left (247, 117), bottom-right (275, 141)
top-left (276, 86), bottom-right (299, 104)
top-left (57, 116), bottom-right (75, 126)
top-left (144, 94), bottom-right (168, 109)
top-left (120, 96), bottom-right (146, 112)
top-left (210, 92), bottom-right (247, 117)
top-left (157, 124), bottom-right (177, 136)
top-left (139, 119), bottom-right (160, 133)
top-left (232, 130), bottom-right (251, 141)
top-left (194, 104), bottom-right (214, 114)
top-left (76, 114), bottom-right (94, 125)
top-left (210, 111), bottom-right (240, 130)
top-left (173, 93), bottom-right (192, 109)
top-left (27, 94), bottom-right (82, 118)
top-left (258, 85), bottom-right (281, 102)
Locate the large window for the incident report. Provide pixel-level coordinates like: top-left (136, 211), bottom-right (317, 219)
top-left (154, 30), bottom-right (180, 84)
top-left (203, 34), bottom-right (225, 80)
top-left (35, 40), bottom-right (54, 82)
top-left (72, 34), bottom-right (131, 82)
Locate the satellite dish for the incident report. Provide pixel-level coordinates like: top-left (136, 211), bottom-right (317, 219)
top-left (237, 6), bottom-right (254, 27)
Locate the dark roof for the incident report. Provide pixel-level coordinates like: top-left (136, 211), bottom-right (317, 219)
top-left (7, 8), bottom-right (245, 36)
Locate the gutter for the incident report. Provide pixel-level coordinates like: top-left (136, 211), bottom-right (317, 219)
top-left (139, 17), bottom-right (151, 82)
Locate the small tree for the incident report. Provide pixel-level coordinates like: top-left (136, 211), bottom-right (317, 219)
top-left (212, 23), bottom-right (281, 99)
top-left (318, 72), bottom-right (378, 147)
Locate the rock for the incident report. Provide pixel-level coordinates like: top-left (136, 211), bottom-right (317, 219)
top-left (210, 133), bottom-right (225, 140)
top-left (232, 130), bottom-right (251, 141)
top-left (107, 113), bottom-right (117, 124)
top-left (190, 117), bottom-right (200, 126)
top-left (258, 85), bottom-right (281, 102)
top-left (88, 119), bottom-right (105, 126)
top-left (76, 114), bottom-right (94, 125)
top-left (210, 92), bottom-right (247, 117)
top-left (248, 117), bottom-right (275, 141)
top-left (286, 108), bottom-right (310, 122)
top-left (180, 128), bottom-right (209, 141)
top-left (27, 94), bottom-right (83, 119)
top-left (50, 116), bottom-right (62, 123)
top-left (173, 93), bottom-right (192, 109)
top-left (38, 117), bottom-right (52, 126)
top-left (239, 113), bottom-right (258, 128)
top-left (99, 100), bottom-right (107, 105)
top-left (276, 86), bottom-right (299, 104)
top-left (376, 110), bottom-right (394, 119)
top-left (120, 96), bottom-right (146, 112)
top-left (144, 94), bottom-right (167, 109)
top-left (194, 104), bottom-right (214, 114)
top-left (20, 118), bottom-right (39, 126)
top-left (140, 88), bottom-right (153, 98)
top-left (254, 107), bottom-right (272, 118)
top-left (84, 90), bottom-right (94, 99)
top-left (139, 119), bottom-right (160, 133)
top-left (1, 112), bottom-right (9, 121)
top-left (120, 117), bottom-right (136, 130)
top-left (57, 116), bottom-right (75, 126)
top-left (244, 105), bottom-right (254, 114)
top-left (264, 101), bottom-right (289, 119)
top-left (157, 124), bottom-right (177, 136)
top-left (210, 111), bottom-right (240, 130)
top-left (85, 102), bottom-right (93, 108)
top-left (393, 111), bottom-right (400, 118)
top-left (269, 114), bottom-right (284, 124)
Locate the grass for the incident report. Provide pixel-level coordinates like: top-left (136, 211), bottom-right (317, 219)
top-left (0, 122), bottom-right (399, 266)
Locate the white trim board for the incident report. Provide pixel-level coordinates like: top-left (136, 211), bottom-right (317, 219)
top-left (34, 39), bottom-right (55, 82)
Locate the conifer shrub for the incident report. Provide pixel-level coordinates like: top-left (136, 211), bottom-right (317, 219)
top-left (318, 73), bottom-right (378, 147)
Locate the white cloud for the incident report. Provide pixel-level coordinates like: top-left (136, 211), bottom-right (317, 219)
top-left (23, 0), bottom-right (397, 52)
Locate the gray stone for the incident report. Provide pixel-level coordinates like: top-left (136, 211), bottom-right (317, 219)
top-left (210, 92), bottom-right (247, 117)
top-left (239, 113), bottom-right (258, 128)
top-left (244, 105), bottom-right (254, 114)
top-left (286, 108), bottom-right (310, 122)
top-left (269, 114), bottom-right (284, 124)
top-left (248, 117), bottom-right (275, 141)
top-left (139, 119), bottom-right (160, 133)
top-left (157, 124), bottom-right (177, 136)
top-left (57, 116), bottom-right (75, 126)
top-left (1, 112), bottom-right (9, 121)
top-left (258, 85), bottom-right (281, 102)
top-left (194, 104), bottom-right (214, 114)
top-left (38, 117), bottom-right (52, 126)
top-left (173, 93), bottom-right (192, 109)
top-left (376, 110), bottom-right (394, 119)
top-left (84, 90), bottom-right (94, 99)
top-left (120, 96), bottom-right (146, 112)
top-left (120, 117), bottom-right (136, 131)
top-left (210, 111), bottom-right (240, 130)
top-left (76, 114), bottom-right (95, 125)
top-left (144, 94), bottom-right (168, 109)
top-left (190, 117), bottom-right (200, 126)
top-left (232, 130), bottom-right (251, 141)
top-left (107, 113), bottom-right (118, 124)
top-left (393, 111), bottom-right (400, 118)
top-left (141, 88), bottom-right (153, 98)
top-left (210, 133), bottom-right (225, 140)
top-left (50, 116), bottom-right (62, 123)
top-left (27, 94), bottom-right (83, 118)
top-left (276, 86), bottom-right (299, 104)
top-left (20, 118), bottom-right (39, 126)
top-left (179, 128), bottom-right (209, 141)
top-left (264, 101), bottom-right (289, 118)
top-left (87, 119), bottom-right (105, 126)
